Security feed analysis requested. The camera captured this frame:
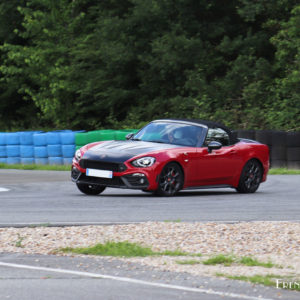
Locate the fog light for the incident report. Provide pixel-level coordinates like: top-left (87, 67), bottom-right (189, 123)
top-left (140, 178), bottom-right (145, 184)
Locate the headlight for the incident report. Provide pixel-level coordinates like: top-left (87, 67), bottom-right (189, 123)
top-left (132, 157), bottom-right (156, 168)
top-left (75, 149), bottom-right (82, 161)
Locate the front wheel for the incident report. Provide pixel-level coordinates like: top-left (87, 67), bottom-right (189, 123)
top-left (76, 183), bottom-right (106, 195)
top-left (236, 159), bottom-right (262, 193)
top-left (156, 162), bottom-right (184, 196)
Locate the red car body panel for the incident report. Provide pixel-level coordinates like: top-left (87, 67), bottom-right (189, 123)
top-left (72, 139), bottom-right (269, 192)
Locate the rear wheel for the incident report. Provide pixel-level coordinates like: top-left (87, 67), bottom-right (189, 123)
top-left (76, 183), bottom-right (106, 195)
top-left (156, 163), bottom-right (183, 196)
top-left (236, 159), bottom-right (262, 193)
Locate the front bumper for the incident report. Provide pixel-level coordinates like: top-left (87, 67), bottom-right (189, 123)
top-left (71, 158), bottom-right (158, 190)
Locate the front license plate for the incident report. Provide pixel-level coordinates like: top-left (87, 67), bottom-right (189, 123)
top-left (86, 168), bottom-right (113, 179)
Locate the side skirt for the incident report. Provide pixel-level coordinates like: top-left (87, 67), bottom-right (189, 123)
top-left (183, 184), bottom-right (234, 190)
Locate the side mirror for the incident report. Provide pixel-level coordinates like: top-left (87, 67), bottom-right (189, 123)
top-left (126, 133), bottom-right (134, 140)
top-left (207, 141), bottom-right (222, 153)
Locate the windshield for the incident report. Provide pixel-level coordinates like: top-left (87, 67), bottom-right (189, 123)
top-left (133, 122), bottom-right (205, 147)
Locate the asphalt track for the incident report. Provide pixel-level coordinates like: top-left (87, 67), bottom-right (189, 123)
top-left (1, 169), bottom-right (300, 300)
top-left (0, 170), bottom-right (299, 225)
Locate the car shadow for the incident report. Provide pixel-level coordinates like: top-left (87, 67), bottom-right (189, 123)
top-left (94, 189), bottom-right (239, 198)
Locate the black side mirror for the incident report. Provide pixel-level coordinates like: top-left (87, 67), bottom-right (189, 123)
top-left (126, 133), bottom-right (134, 140)
top-left (207, 141), bottom-right (222, 153)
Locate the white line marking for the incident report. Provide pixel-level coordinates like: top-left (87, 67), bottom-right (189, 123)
top-left (0, 261), bottom-right (274, 300)
top-left (0, 187), bottom-right (9, 192)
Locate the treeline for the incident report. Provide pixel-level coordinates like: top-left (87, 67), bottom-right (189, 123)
top-left (0, 0), bottom-right (299, 131)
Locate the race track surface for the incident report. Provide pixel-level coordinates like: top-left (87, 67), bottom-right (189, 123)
top-left (0, 170), bottom-right (299, 225)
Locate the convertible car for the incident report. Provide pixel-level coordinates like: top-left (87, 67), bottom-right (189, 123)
top-left (71, 119), bottom-right (269, 196)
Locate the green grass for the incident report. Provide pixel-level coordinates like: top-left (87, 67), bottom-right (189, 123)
top-left (164, 219), bottom-right (182, 223)
top-left (202, 254), bottom-right (235, 266)
top-left (239, 256), bottom-right (275, 268)
top-left (176, 259), bottom-right (201, 265)
top-left (0, 163), bottom-right (70, 171)
top-left (216, 273), bottom-right (300, 291)
top-left (269, 168), bottom-right (300, 175)
top-left (202, 254), bottom-right (277, 268)
top-left (60, 241), bottom-right (201, 258)
top-left (15, 234), bottom-right (25, 248)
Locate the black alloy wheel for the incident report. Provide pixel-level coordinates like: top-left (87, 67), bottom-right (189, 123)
top-left (76, 183), bottom-right (106, 195)
top-left (236, 159), bottom-right (263, 193)
top-left (156, 162), bottom-right (184, 196)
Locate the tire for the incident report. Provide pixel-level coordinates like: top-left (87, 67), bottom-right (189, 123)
top-left (76, 183), bottom-right (106, 195)
top-left (236, 159), bottom-right (263, 193)
top-left (156, 162), bottom-right (183, 196)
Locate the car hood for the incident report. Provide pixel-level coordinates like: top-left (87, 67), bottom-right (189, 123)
top-left (82, 140), bottom-right (180, 163)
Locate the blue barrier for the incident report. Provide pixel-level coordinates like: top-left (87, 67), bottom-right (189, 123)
top-left (7, 157), bottom-right (20, 164)
top-left (33, 133), bottom-right (47, 146)
top-left (20, 146), bottom-right (34, 158)
top-left (48, 157), bottom-right (63, 165)
top-left (63, 157), bottom-right (73, 165)
top-left (21, 157), bottom-right (35, 164)
top-left (60, 132), bottom-right (75, 145)
top-left (47, 145), bottom-right (62, 157)
top-left (0, 133), bottom-right (6, 145)
top-left (46, 132), bottom-right (60, 145)
top-left (20, 131), bottom-right (40, 145)
top-left (6, 145), bottom-right (20, 157)
top-left (5, 132), bottom-right (20, 145)
top-left (62, 145), bottom-right (75, 158)
top-left (0, 146), bottom-right (6, 157)
top-left (1, 130), bottom-right (78, 165)
top-left (35, 158), bottom-right (48, 165)
top-left (34, 146), bottom-right (48, 158)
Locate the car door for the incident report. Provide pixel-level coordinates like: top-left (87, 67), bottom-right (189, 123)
top-left (195, 128), bottom-right (242, 186)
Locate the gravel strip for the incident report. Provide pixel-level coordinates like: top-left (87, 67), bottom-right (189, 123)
top-left (0, 221), bottom-right (299, 279)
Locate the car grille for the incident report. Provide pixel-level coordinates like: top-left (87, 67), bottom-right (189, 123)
top-left (78, 174), bottom-right (125, 187)
top-left (79, 159), bottom-right (127, 172)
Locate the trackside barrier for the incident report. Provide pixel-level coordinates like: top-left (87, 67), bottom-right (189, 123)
top-left (236, 130), bottom-right (300, 169)
top-left (0, 129), bottom-right (139, 165)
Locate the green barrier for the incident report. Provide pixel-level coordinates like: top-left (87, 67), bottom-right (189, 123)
top-left (75, 132), bottom-right (88, 145)
top-left (115, 129), bottom-right (138, 140)
top-left (98, 130), bottom-right (116, 141)
top-left (75, 129), bottom-right (139, 146)
top-left (87, 130), bottom-right (102, 143)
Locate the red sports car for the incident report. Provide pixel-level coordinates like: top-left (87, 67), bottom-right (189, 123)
top-left (71, 119), bottom-right (269, 196)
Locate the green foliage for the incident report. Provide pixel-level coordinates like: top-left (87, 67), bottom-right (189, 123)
top-left (0, 0), bottom-right (299, 130)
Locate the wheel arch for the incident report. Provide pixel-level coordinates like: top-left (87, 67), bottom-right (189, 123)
top-left (162, 160), bottom-right (185, 187)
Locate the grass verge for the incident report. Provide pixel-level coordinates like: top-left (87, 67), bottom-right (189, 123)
top-left (269, 168), bottom-right (300, 175)
top-left (176, 259), bottom-right (201, 265)
top-left (0, 163), bottom-right (70, 171)
top-left (202, 254), bottom-right (277, 268)
top-left (216, 273), bottom-right (300, 291)
top-left (60, 241), bottom-right (201, 258)
top-left (202, 254), bottom-right (235, 266)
